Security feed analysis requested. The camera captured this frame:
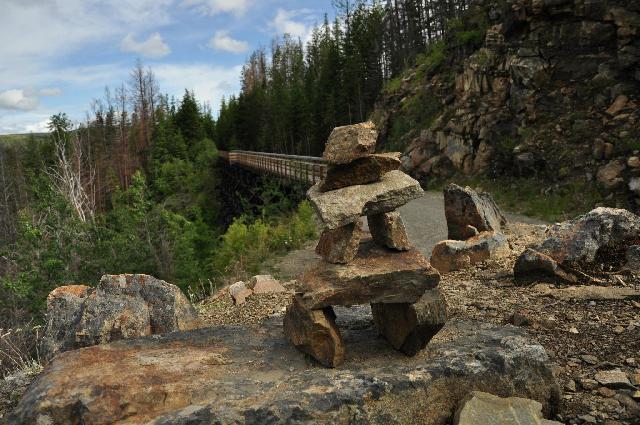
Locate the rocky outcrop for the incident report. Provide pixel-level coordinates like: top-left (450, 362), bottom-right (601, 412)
top-left (514, 207), bottom-right (640, 284)
top-left (9, 313), bottom-right (561, 425)
top-left (443, 184), bottom-right (507, 240)
top-left (377, 0), bottom-right (640, 212)
top-left (41, 274), bottom-right (199, 361)
top-left (307, 170), bottom-right (424, 230)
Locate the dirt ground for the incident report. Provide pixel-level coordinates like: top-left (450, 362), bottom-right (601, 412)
top-left (198, 222), bottom-right (640, 425)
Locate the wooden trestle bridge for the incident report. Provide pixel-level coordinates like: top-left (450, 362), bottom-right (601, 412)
top-left (219, 150), bottom-right (328, 185)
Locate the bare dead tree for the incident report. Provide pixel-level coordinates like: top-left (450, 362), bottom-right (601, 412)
top-left (47, 130), bottom-right (96, 223)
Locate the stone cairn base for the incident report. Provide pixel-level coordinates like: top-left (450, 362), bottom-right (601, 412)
top-left (283, 121), bottom-right (447, 367)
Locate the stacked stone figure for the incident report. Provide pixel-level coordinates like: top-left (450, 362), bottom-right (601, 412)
top-left (283, 121), bottom-right (447, 367)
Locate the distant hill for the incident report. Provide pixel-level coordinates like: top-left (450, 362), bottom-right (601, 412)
top-left (0, 133), bottom-right (49, 144)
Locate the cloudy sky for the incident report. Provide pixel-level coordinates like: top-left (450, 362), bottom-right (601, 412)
top-left (0, 0), bottom-right (336, 134)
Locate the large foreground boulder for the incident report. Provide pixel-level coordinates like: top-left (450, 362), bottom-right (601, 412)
top-left (308, 170), bottom-right (424, 229)
top-left (514, 208), bottom-right (640, 284)
top-left (41, 274), bottom-right (199, 361)
top-left (9, 310), bottom-right (560, 425)
top-left (444, 184), bottom-right (507, 241)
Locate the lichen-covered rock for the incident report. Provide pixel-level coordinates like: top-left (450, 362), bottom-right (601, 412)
top-left (320, 153), bottom-right (401, 192)
top-left (308, 170), bottom-right (424, 230)
top-left (41, 274), bottom-right (199, 361)
top-left (315, 221), bottom-right (362, 264)
top-left (454, 391), bottom-right (563, 425)
top-left (371, 289), bottom-right (447, 356)
top-left (514, 208), bottom-right (640, 284)
top-left (0, 368), bottom-right (39, 421)
top-left (443, 184), bottom-right (507, 241)
top-left (9, 314), bottom-right (561, 425)
top-left (322, 121), bottom-right (378, 165)
top-left (367, 210), bottom-right (411, 251)
top-left (298, 241), bottom-right (440, 309)
top-left (430, 232), bottom-right (511, 274)
top-left (283, 296), bottom-right (344, 368)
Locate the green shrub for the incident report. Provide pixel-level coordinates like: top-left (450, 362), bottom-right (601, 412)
top-left (383, 77), bottom-right (403, 95)
top-left (415, 41), bottom-right (446, 79)
top-left (210, 201), bottom-right (317, 282)
top-left (617, 136), bottom-right (640, 154)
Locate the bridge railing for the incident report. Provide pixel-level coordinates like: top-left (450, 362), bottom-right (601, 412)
top-left (220, 150), bottom-right (327, 185)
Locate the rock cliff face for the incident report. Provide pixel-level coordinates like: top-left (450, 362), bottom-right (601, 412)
top-left (375, 0), bottom-right (640, 211)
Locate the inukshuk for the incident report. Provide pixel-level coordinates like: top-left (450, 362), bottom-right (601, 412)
top-left (283, 121), bottom-right (447, 368)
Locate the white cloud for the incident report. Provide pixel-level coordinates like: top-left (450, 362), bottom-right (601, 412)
top-left (40, 88), bottom-right (62, 97)
top-left (0, 89), bottom-right (39, 111)
top-left (154, 63), bottom-right (242, 115)
top-left (24, 119), bottom-right (51, 134)
top-left (209, 31), bottom-right (249, 54)
top-left (270, 9), bottom-right (311, 40)
top-left (121, 33), bottom-right (171, 59)
top-left (183, 0), bottom-right (249, 16)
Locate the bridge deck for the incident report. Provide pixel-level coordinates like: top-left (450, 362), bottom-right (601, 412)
top-left (220, 150), bottom-right (327, 184)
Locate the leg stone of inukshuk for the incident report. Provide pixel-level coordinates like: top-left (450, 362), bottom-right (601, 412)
top-left (315, 220), bottom-right (362, 264)
top-left (283, 295), bottom-right (345, 368)
top-left (371, 288), bottom-right (447, 356)
top-left (367, 210), bottom-right (410, 251)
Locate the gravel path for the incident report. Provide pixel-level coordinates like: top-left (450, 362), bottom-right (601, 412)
top-left (395, 191), bottom-right (546, 257)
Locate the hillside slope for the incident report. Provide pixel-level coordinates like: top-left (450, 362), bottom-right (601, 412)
top-left (374, 0), bottom-right (640, 215)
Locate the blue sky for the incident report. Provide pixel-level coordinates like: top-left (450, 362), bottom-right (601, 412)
top-left (0, 0), bottom-right (337, 134)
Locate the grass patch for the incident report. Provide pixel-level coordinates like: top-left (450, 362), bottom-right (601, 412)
top-left (383, 76), bottom-right (403, 95)
top-left (617, 136), bottom-right (640, 154)
top-left (387, 90), bottom-right (441, 152)
top-left (415, 41), bottom-right (446, 80)
top-left (427, 176), bottom-right (605, 223)
top-left (203, 201), bottom-right (317, 295)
